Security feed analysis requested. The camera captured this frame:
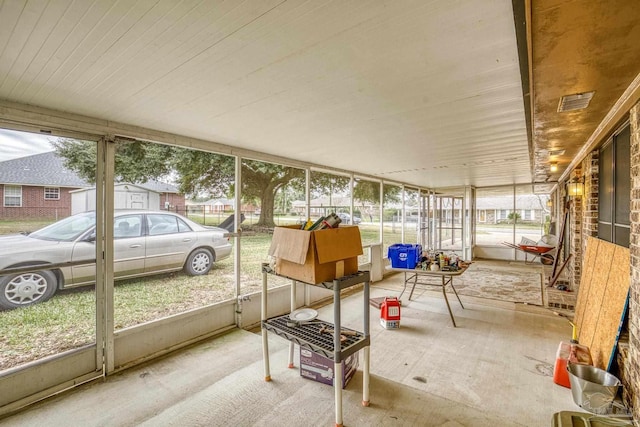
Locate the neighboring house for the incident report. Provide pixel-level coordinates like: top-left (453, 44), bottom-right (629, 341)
top-left (476, 195), bottom-right (549, 224)
top-left (291, 196), bottom-right (377, 217)
top-left (186, 198), bottom-right (258, 214)
top-left (0, 152), bottom-right (184, 220)
top-left (201, 198), bottom-right (235, 213)
top-left (0, 151), bottom-right (89, 220)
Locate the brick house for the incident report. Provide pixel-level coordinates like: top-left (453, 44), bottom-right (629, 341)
top-left (0, 151), bottom-right (89, 220)
top-left (0, 152), bottom-right (185, 220)
top-left (476, 194), bottom-right (550, 224)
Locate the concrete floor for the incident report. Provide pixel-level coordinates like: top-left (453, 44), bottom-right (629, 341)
top-left (2, 267), bottom-right (581, 426)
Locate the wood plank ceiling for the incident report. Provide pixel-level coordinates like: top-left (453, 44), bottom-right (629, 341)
top-left (0, 0), bottom-right (638, 191)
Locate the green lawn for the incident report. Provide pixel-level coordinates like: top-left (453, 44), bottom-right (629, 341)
top-left (0, 215), bottom-right (546, 369)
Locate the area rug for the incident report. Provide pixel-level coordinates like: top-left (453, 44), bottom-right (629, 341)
top-left (452, 262), bottom-right (543, 305)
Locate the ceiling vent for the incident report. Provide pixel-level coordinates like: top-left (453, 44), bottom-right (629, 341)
top-left (548, 149), bottom-right (565, 157)
top-left (557, 92), bottom-right (595, 112)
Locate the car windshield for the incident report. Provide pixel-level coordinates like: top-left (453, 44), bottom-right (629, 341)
top-left (29, 212), bottom-right (96, 242)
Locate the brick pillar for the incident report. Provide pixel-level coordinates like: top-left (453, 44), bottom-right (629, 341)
top-left (583, 152), bottom-right (599, 240)
top-left (629, 101), bottom-right (640, 423)
top-left (568, 168), bottom-right (583, 291)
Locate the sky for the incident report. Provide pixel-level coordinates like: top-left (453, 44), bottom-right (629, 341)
top-left (0, 128), bottom-right (55, 162)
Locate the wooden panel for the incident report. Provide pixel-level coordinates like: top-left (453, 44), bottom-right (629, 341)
top-left (581, 241), bottom-right (615, 348)
top-left (573, 237), bottom-right (630, 370)
top-left (589, 245), bottom-right (630, 368)
top-left (574, 236), bottom-right (598, 330)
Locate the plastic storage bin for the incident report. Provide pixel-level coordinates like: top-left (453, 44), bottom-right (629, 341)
top-left (388, 244), bottom-right (422, 269)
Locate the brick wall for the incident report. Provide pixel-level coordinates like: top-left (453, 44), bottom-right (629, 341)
top-left (568, 168), bottom-right (583, 291)
top-left (161, 193), bottom-right (186, 210)
top-left (568, 152), bottom-right (600, 295)
top-left (0, 185), bottom-right (77, 220)
top-left (583, 152), bottom-right (599, 239)
top-left (628, 101), bottom-right (640, 423)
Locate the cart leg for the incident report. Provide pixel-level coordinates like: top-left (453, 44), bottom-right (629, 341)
top-left (362, 346), bottom-right (370, 407)
top-left (289, 279), bottom-right (296, 368)
top-left (333, 282), bottom-right (343, 426)
top-left (334, 361), bottom-right (343, 427)
top-left (262, 329), bottom-right (271, 381)
top-left (441, 276), bottom-right (457, 327)
top-left (363, 280), bottom-right (370, 407)
top-left (261, 270), bottom-right (271, 381)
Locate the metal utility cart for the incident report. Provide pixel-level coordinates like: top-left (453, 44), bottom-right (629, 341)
top-left (261, 264), bottom-right (371, 427)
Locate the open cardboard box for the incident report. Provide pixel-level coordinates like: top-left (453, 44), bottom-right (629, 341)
top-left (268, 224), bottom-right (363, 284)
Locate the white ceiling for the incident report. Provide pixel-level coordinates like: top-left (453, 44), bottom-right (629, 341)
top-left (1, 0), bottom-right (532, 189)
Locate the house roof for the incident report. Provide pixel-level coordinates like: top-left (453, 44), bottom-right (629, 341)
top-left (0, 152), bottom-right (180, 193)
top-left (0, 151), bottom-right (89, 188)
top-left (140, 181), bottom-right (180, 194)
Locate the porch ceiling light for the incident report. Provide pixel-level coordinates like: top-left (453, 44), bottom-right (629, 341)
top-left (549, 162), bottom-right (558, 172)
top-left (557, 92), bottom-right (595, 112)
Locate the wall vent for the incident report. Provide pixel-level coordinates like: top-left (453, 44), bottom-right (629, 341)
top-left (557, 92), bottom-right (595, 112)
top-left (548, 149), bottom-right (565, 156)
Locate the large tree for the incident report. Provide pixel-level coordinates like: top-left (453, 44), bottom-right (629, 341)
top-left (242, 160), bottom-right (304, 226)
top-left (52, 138), bottom-right (305, 227)
top-left (52, 139), bottom-right (176, 184)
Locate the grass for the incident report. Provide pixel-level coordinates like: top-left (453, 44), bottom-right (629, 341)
top-left (3, 218), bottom-right (537, 370)
top-left (0, 219), bottom-right (52, 235)
top-left (0, 226), bottom-right (284, 370)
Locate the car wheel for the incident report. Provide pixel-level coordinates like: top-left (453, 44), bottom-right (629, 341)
top-left (184, 248), bottom-right (213, 276)
top-left (0, 270), bottom-right (58, 310)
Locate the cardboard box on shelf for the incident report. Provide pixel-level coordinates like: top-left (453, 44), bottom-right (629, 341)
top-left (267, 225), bottom-right (363, 284)
top-left (299, 348), bottom-right (359, 388)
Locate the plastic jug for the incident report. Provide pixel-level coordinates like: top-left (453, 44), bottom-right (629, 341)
top-left (553, 323), bottom-right (593, 388)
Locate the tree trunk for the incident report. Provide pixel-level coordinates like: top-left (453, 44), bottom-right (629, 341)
top-left (256, 187), bottom-right (277, 227)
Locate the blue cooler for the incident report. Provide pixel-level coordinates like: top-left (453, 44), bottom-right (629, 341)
top-left (388, 244), bottom-right (422, 269)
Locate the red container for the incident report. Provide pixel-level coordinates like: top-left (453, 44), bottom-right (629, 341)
top-left (380, 297), bottom-right (401, 329)
top-left (553, 341), bottom-right (593, 388)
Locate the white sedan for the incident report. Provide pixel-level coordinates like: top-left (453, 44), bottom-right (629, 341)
top-left (0, 210), bottom-right (232, 310)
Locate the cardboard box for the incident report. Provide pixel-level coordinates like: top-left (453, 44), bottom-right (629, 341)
top-left (268, 225), bottom-right (363, 284)
top-left (299, 348), bottom-right (359, 388)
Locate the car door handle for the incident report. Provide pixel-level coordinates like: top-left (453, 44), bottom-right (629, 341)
top-left (130, 244), bottom-right (142, 248)
top-left (182, 238), bottom-right (192, 242)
